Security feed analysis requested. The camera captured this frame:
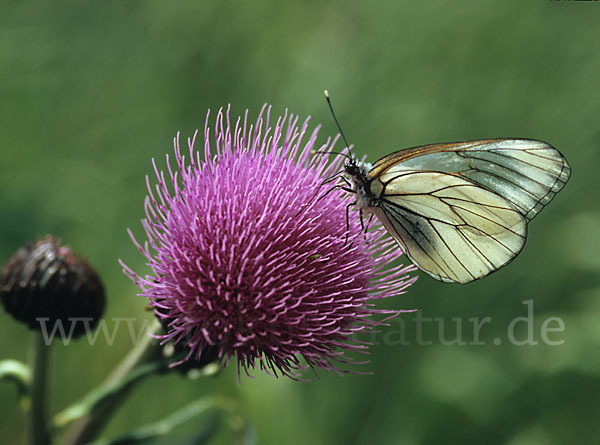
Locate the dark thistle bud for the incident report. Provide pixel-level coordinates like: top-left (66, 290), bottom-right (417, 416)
top-left (0, 236), bottom-right (105, 339)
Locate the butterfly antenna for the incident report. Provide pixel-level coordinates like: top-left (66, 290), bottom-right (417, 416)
top-left (324, 90), bottom-right (352, 155)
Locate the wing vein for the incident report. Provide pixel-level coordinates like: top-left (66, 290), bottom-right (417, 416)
top-left (383, 204), bottom-right (457, 280)
top-left (427, 220), bottom-right (475, 281)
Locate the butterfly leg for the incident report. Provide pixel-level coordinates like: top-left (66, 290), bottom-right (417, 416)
top-left (340, 176), bottom-right (352, 188)
top-left (295, 178), bottom-right (347, 217)
top-left (363, 213), bottom-right (376, 244)
top-left (344, 200), bottom-right (357, 247)
top-left (358, 210), bottom-right (377, 243)
top-left (365, 213), bottom-right (374, 231)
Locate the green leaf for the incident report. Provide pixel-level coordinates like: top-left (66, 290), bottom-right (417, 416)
top-left (90, 396), bottom-right (227, 445)
top-left (0, 359), bottom-right (32, 408)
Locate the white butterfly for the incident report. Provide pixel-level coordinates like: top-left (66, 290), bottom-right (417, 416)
top-left (343, 138), bottom-right (570, 284)
top-left (324, 93), bottom-right (571, 284)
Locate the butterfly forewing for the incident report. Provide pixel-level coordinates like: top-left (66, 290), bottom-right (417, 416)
top-left (369, 139), bottom-right (570, 222)
top-left (372, 170), bottom-right (527, 283)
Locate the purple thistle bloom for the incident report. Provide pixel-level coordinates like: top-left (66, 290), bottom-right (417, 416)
top-left (122, 105), bottom-right (416, 379)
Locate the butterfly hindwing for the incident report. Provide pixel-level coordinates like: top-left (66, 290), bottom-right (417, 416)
top-left (370, 170), bottom-right (527, 284)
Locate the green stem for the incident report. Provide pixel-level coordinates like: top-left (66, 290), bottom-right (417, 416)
top-left (52, 361), bottom-right (164, 431)
top-left (30, 332), bottom-right (52, 445)
top-left (60, 319), bottom-right (163, 445)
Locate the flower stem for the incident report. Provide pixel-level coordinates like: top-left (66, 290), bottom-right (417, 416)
top-left (61, 319), bottom-right (163, 445)
top-left (29, 332), bottom-right (51, 445)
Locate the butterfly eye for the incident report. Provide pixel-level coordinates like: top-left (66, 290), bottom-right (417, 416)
top-left (345, 163), bottom-right (358, 177)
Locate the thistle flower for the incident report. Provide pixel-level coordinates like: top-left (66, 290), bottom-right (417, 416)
top-left (122, 105), bottom-right (416, 379)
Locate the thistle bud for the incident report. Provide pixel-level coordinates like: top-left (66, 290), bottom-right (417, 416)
top-left (1, 236), bottom-right (105, 339)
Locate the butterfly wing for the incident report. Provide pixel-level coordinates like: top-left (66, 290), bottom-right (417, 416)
top-left (365, 139), bottom-right (570, 284)
top-left (370, 170), bottom-right (527, 283)
top-left (369, 139), bottom-right (570, 221)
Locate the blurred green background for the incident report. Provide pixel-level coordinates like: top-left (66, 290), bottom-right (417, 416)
top-left (1, 0), bottom-right (599, 444)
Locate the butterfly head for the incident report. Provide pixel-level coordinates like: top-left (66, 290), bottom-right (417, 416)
top-left (343, 158), bottom-right (362, 178)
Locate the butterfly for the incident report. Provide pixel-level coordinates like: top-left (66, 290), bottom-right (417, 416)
top-left (325, 92), bottom-right (571, 284)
